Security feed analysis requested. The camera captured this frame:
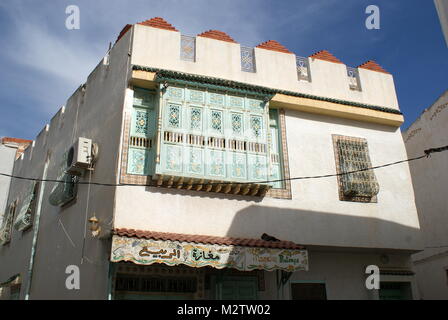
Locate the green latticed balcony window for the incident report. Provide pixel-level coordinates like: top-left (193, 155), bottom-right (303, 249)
top-left (123, 84), bottom-right (288, 195)
top-left (157, 85), bottom-right (273, 185)
top-left (334, 135), bottom-right (379, 201)
top-left (127, 88), bottom-right (157, 175)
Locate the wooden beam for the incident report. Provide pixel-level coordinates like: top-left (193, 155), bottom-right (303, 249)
top-left (270, 93), bottom-right (404, 127)
top-left (223, 183), bottom-right (232, 194)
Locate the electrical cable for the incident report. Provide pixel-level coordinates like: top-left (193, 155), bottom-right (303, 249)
top-left (0, 145), bottom-right (446, 187)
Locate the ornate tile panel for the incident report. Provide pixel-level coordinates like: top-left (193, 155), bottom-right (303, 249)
top-left (180, 35), bottom-right (196, 62)
top-left (241, 46), bottom-right (256, 72)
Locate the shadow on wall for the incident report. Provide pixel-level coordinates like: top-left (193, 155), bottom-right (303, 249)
top-left (224, 205), bottom-right (423, 252)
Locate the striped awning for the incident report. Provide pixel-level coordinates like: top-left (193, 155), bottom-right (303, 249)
top-left (111, 229), bottom-right (308, 272)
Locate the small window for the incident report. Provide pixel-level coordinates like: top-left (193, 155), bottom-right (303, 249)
top-left (241, 46), bottom-right (256, 72)
top-left (291, 282), bottom-right (327, 300)
top-left (0, 274), bottom-right (21, 300)
top-left (49, 151), bottom-right (79, 207)
top-left (180, 35), bottom-right (196, 62)
top-left (14, 181), bottom-right (39, 231)
top-left (333, 135), bottom-right (379, 202)
top-left (0, 201), bottom-right (17, 245)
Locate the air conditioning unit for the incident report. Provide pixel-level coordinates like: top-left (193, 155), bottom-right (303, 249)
top-left (66, 137), bottom-right (94, 176)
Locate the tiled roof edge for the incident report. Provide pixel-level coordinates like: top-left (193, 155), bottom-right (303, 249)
top-left (132, 65), bottom-right (402, 115)
top-left (114, 228), bottom-right (304, 249)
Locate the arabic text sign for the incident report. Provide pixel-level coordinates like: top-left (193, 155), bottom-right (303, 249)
top-left (111, 235), bottom-right (308, 272)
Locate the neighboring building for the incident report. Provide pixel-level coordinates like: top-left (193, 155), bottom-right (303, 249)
top-left (0, 137), bottom-right (32, 227)
top-left (0, 17), bottom-right (422, 300)
top-left (403, 90), bottom-right (448, 299)
top-left (435, 0), bottom-right (448, 46)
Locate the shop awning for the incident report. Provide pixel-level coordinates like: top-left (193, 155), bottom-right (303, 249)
top-left (111, 229), bottom-right (308, 272)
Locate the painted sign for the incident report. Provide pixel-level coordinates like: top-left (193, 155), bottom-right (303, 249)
top-left (111, 235), bottom-right (308, 272)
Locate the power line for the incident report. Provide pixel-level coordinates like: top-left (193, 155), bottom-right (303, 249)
top-left (0, 145), bottom-right (447, 187)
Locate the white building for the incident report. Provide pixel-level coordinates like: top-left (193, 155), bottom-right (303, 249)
top-left (0, 17), bottom-right (422, 300)
top-left (403, 89), bottom-right (448, 299)
top-left (0, 137), bottom-right (31, 227)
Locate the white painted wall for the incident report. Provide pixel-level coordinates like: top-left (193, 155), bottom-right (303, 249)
top-left (404, 89), bottom-right (448, 299)
top-left (261, 250), bottom-right (418, 300)
top-left (0, 28), bottom-right (133, 299)
top-left (114, 108), bottom-right (421, 250)
top-left (112, 25), bottom-right (421, 252)
top-left (130, 24), bottom-right (400, 110)
top-left (0, 143), bottom-right (17, 226)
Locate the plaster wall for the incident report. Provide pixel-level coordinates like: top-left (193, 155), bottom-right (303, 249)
top-left (0, 144), bottom-right (17, 226)
top-left (0, 28), bottom-right (132, 299)
top-left (260, 250), bottom-right (418, 300)
top-left (115, 107), bottom-right (421, 251)
top-left (403, 89), bottom-right (448, 299)
top-left (130, 24), bottom-right (400, 110)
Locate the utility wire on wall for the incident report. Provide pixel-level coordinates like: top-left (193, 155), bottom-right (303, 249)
top-left (0, 145), bottom-right (447, 187)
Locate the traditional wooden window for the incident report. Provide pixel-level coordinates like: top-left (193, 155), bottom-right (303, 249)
top-left (121, 86), bottom-right (295, 197)
top-left (14, 181), bottom-right (39, 231)
top-left (0, 201), bottom-right (16, 245)
top-left (123, 86), bottom-right (281, 195)
top-left (332, 135), bottom-right (379, 202)
top-left (126, 88), bottom-right (157, 176)
top-left (268, 109), bottom-right (284, 189)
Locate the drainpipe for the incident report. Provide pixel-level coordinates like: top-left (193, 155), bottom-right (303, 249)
top-left (24, 155), bottom-right (50, 300)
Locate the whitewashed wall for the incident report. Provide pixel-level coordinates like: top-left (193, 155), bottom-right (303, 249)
top-left (114, 25), bottom-right (421, 252)
top-left (131, 24), bottom-right (400, 110)
top-left (404, 90), bottom-right (448, 299)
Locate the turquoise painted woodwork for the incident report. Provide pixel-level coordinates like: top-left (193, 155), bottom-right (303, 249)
top-left (216, 276), bottom-right (258, 300)
top-left (155, 85), bottom-right (276, 185)
top-left (268, 109), bottom-right (284, 188)
top-left (126, 85), bottom-right (285, 188)
top-left (127, 88), bottom-right (157, 175)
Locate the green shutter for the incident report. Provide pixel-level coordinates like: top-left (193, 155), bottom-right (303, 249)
top-left (268, 109), bottom-right (284, 188)
top-left (127, 88), bottom-right (156, 175)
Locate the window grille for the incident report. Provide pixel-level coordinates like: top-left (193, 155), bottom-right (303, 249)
top-left (116, 274), bottom-right (197, 293)
top-left (296, 56), bottom-right (311, 81)
top-left (0, 201), bottom-right (16, 245)
top-left (180, 35), bottom-right (196, 62)
top-left (334, 136), bottom-right (379, 200)
top-left (347, 67), bottom-right (361, 91)
top-left (241, 46), bottom-right (256, 72)
top-left (14, 181), bottom-right (39, 231)
top-left (49, 150), bottom-right (79, 207)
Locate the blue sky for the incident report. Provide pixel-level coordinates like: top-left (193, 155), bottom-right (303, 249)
top-left (0, 0), bottom-right (446, 140)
